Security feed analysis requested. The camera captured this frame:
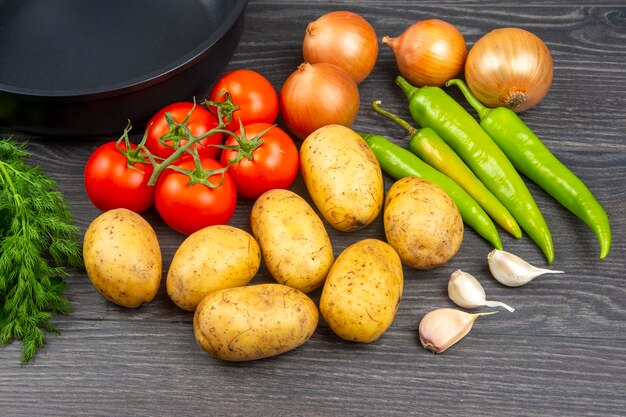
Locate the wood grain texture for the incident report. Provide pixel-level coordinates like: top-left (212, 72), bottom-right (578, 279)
top-left (1, 1), bottom-right (625, 416)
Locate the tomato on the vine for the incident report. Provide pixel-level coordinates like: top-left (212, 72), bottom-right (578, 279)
top-left (84, 141), bottom-right (155, 213)
top-left (208, 69), bottom-right (279, 132)
top-left (220, 123), bottom-right (299, 200)
top-left (144, 102), bottom-right (222, 160)
top-left (155, 155), bottom-right (237, 235)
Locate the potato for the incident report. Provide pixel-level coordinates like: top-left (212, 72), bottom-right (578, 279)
top-left (83, 208), bottom-right (162, 308)
top-left (320, 239), bottom-right (403, 343)
top-left (384, 177), bottom-right (463, 269)
top-left (251, 189), bottom-right (334, 293)
top-left (194, 283), bottom-right (319, 361)
top-left (300, 124), bottom-right (384, 232)
top-left (166, 225), bottom-right (261, 311)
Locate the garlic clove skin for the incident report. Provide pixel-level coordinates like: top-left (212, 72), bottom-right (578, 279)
top-left (482, 300), bottom-right (515, 313)
top-left (488, 249), bottom-right (564, 287)
top-left (419, 308), bottom-right (496, 354)
top-left (448, 270), bottom-right (515, 312)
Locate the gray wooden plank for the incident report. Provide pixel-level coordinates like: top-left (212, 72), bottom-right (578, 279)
top-left (1, 1), bottom-right (625, 416)
top-left (1, 322), bottom-right (624, 417)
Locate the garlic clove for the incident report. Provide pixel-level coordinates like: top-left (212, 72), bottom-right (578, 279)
top-left (448, 270), bottom-right (515, 312)
top-left (419, 308), bottom-right (496, 354)
top-left (448, 270), bottom-right (486, 309)
top-left (488, 249), bottom-right (564, 287)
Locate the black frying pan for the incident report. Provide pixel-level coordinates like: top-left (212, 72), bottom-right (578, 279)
top-left (0, 0), bottom-right (248, 136)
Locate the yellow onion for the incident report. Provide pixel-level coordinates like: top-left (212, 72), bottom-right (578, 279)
top-left (303, 10), bottom-right (378, 84)
top-left (465, 27), bottom-right (553, 112)
top-left (383, 19), bottom-right (467, 87)
top-left (279, 62), bottom-right (360, 140)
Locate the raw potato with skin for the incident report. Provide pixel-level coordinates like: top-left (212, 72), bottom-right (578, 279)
top-left (384, 177), bottom-right (463, 269)
top-left (320, 239), bottom-right (404, 343)
top-left (83, 208), bottom-right (162, 308)
top-left (194, 283), bottom-right (319, 361)
top-left (251, 189), bottom-right (334, 293)
top-left (166, 225), bottom-right (261, 311)
top-left (300, 124), bottom-right (384, 232)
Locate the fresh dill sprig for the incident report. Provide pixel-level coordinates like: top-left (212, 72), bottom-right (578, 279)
top-left (0, 138), bottom-right (83, 364)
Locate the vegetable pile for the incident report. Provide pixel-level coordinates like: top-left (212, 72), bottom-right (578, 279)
top-left (7, 10), bottom-right (612, 363)
top-left (78, 11), bottom-right (610, 359)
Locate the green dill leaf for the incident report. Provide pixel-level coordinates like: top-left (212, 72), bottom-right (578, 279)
top-left (0, 138), bottom-right (82, 364)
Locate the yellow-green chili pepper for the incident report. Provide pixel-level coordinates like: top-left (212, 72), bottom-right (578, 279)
top-left (396, 75), bottom-right (554, 264)
top-left (447, 78), bottom-right (611, 259)
top-left (360, 132), bottom-right (502, 249)
top-left (371, 100), bottom-right (522, 239)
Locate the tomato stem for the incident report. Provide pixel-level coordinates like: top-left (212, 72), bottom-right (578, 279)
top-left (204, 91), bottom-right (239, 126)
top-left (161, 148), bottom-right (228, 189)
top-left (108, 99), bottom-right (240, 187)
top-left (224, 120), bottom-right (274, 165)
top-left (143, 101), bottom-right (232, 187)
top-left (114, 123), bottom-right (155, 174)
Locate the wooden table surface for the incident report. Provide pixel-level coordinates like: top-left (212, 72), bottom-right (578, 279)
top-left (1, 1), bottom-right (625, 416)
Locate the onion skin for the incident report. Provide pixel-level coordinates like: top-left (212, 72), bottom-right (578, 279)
top-left (303, 11), bottom-right (378, 84)
top-left (383, 19), bottom-right (467, 87)
top-left (465, 27), bottom-right (553, 113)
top-left (279, 62), bottom-right (360, 140)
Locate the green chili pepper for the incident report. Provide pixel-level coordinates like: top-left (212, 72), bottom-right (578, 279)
top-left (395, 75), bottom-right (554, 264)
top-left (371, 100), bottom-right (522, 239)
top-left (447, 78), bottom-right (611, 259)
top-left (360, 132), bottom-right (502, 249)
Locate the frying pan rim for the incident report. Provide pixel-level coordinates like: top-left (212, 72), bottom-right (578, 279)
top-left (0, 0), bottom-right (249, 100)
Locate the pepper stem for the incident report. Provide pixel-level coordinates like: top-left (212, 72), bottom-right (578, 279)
top-left (371, 100), bottom-right (418, 136)
top-left (395, 76), bottom-right (419, 99)
top-left (445, 79), bottom-right (490, 120)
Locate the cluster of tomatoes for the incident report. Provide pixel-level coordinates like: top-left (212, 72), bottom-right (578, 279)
top-left (84, 69), bottom-right (299, 235)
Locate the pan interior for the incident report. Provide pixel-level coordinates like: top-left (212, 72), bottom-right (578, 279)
top-left (0, 0), bottom-right (234, 95)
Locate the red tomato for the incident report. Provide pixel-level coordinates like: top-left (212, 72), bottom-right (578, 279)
top-left (84, 141), bottom-right (155, 213)
top-left (220, 123), bottom-right (299, 200)
top-left (208, 69), bottom-right (279, 131)
top-left (155, 156), bottom-right (237, 235)
top-left (144, 102), bottom-right (222, 160)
